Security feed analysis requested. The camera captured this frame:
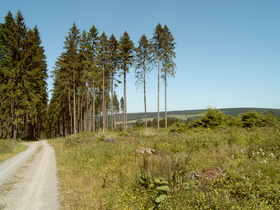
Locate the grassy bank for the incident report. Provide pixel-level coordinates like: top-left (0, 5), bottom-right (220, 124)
top-left (0, 139), bottom-right (27, 162)
top-left (49, 127), bottom-right (280, 209)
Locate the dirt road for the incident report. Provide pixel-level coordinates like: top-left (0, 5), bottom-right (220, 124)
top-left (0, 140), bottom-right (60, 210)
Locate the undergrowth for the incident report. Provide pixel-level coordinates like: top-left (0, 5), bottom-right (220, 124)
top-left (49, 127), bottom-right (280, 209)
top-left (0, 139), bottom-right (27, 162)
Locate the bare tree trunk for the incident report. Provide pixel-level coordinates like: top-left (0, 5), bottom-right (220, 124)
top-left (78, 94), bottom-right (80, 132)
top-left (102, 65), bottom-right (106, 132)
top-left (164, 71), bottom-right (167, 129)
top-left (157, 59), bottom-right (160, 129)
top-left (86, 92), bottom-right (89, 132)
top-left (111, 78), bottom-right (114, 131)
top-left (144, 66), bottom-right (147, 128)
top-left (68, 88), bottom-right (72, 135)
top-left (92, 84), bottom-right (96, 132)
top-left (124, 70), bottom-right (127, 131)
top-left (73, 79), bottom-right (77, 134)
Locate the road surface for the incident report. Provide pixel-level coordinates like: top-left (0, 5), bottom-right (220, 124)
top-left (0, 140), bottom-right (60, 210)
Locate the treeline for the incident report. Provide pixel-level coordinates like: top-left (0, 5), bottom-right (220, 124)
top-left (168, 109), bottom-right (279, 133)
top-left (0, 11), bottom-right (48, 139)
top-left (0, 11), bottom-right (176, 139)
top-left (48, 22), bottom-right (176, 137)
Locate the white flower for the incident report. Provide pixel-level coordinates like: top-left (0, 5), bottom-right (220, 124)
top-left (270, 153), bottom-right (275, 158)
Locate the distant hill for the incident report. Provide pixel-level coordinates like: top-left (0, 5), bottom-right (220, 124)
top-left (121, 108), bottom-right (280, 123)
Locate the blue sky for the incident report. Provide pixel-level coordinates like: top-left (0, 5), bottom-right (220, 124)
top-left (1, 0), bottom-right (279, 113)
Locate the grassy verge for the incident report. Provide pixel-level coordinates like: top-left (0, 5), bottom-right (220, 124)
top-left (49, 127), bottom-right (280, 209)
top-left (0, 139), bottom-right (27, 162)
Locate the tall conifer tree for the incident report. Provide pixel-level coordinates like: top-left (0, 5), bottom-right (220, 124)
top-left (97, 32), bottom-right (110, 132)
top-left (161, 25), bottom-right (176, 128)
top-left (52, 23), bottom-right (80, 134)
top-left (107, 34), bottom-right (119, 130)
top-left (135, 34), bottom-right (152, 128)
top-left (152, 24), bottom-right (164, 129)
top-left (152, 24), bottom-right (176, 128)
top-left (118, 31), bottom-right (134, 131)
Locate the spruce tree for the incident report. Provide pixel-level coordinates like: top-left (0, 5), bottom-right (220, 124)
top-left (151, 24), bottom-right (176, 129)
top-left (152, 23), bottom-right (164, 129)
top-left (161, 25), bottom-right (176, 128)
top-left (97, 32), bottom-right (110, 132)
top-left (135, 34), bottom-right (152, 128)
top-left (79, 25), bottom-right (99, 132)
top-left (107, 34), bottom-right (119, 130)
top-left (51, 23), bottom-right (80, 135)
top-left (118, 31), bottom-right (134, 131)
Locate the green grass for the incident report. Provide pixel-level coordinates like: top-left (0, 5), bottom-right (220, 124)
top-left (49, 127), bottom-right (280, 209)
top-left (0, 139), bottom-right (27, 162)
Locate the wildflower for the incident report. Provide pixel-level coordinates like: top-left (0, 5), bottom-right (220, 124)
top-left (270, 153), bottom-right (275, 158)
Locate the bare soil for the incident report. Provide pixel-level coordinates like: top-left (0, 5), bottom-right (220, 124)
top-left (0, 140), bottom-right (59, 210)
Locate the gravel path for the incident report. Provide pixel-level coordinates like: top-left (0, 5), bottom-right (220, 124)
top-left (0, 140), bottom-right (60, 210)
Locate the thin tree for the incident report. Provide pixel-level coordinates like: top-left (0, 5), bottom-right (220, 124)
top-left (135, 34), bottom-right (152, 128)
top-left (97, 32), bottom-right (109, 132)
top-left (64, 23), bottom-right (80, 134)
top-left (151, 24), bottom-right (164, 129)
top-left (161, 25), bottom-right (176, 128)
top-left (107, 34), bottom-right (119, 131)
top-left (118, 31), bottom-right (134, 131)
top-left (87, 26), bottom-right (99, 132)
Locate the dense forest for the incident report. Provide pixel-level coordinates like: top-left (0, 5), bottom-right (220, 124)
top-left (0, 11), bottom-right (176, 139)
top-left (0, 11), bottom-right (48, 139)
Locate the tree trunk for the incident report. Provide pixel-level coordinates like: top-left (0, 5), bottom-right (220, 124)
top-left (68, 88), bottom-right (72, 135)
top-left (111, 78), bottom-right (114, 131)
top-left (102, 64), bottom-right (106, 132)
top-left (144, 66), bottom-right (147, 128)
top-left (124, 70), bottom-right (127, 131)
top-left (164, 70), bottom-right (167, 129)
top-left (157, 59), bottom-right (160, 129)
top-left (92, 84), bottom-right (96, 132)
top-left (73, 76), bottom-right (77, 134)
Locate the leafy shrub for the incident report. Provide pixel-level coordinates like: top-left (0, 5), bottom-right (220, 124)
top-left (168, 122), bottom-right (187, 133)
top-left (238, 110), bottom-right (279, 128)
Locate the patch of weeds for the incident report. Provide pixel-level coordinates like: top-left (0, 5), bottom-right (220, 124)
top-left (0, 139), bottom-right (27, 162)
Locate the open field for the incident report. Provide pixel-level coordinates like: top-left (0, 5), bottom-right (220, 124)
top-left (49, 127), bottom-right (280, 209)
